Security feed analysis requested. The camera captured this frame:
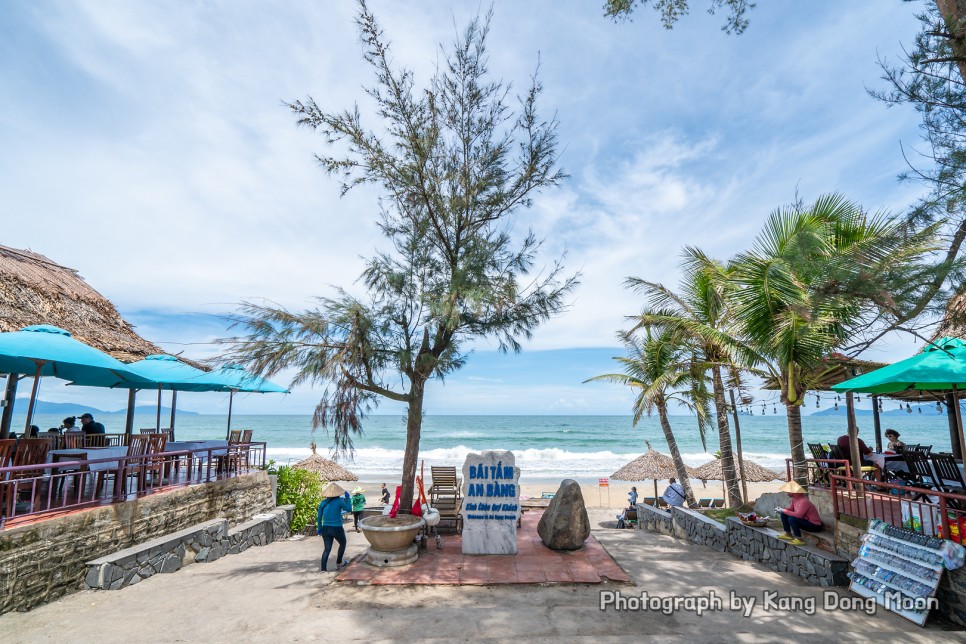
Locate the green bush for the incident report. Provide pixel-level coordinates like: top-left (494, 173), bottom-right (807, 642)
top-left (275, 465), bottom-right (324, 532)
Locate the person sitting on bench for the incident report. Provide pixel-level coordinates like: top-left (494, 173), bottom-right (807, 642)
top-left (662, 477), bottom-right (687, 508)
top-left (775, 480), bottom-right (823, 546)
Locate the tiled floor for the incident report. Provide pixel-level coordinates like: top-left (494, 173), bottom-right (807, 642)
top-left (337, 510), bottom-right (631, 585)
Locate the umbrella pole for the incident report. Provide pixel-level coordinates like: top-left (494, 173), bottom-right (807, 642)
top-left (124, 389), bottom-right (137, 444)
top-left (871, 394), bottom-right (883, 453)
top-left (955, 385), bottom-right (966, 466)
top-left (947, 393), bottom-right (962, 459)
top-left (156, 385), bottom-right (162, 431)
top-left (23, 362), bottom-right (44, 434)
top-left (169, 390), bottom-right (177, 436)
top-left (225, 390), bottom-right (235, 439)
top-left (653, 479), bottom-right (658, 503)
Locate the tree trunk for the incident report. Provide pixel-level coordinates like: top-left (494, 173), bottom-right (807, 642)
top-left (935, 0), bottom-right (966, 85)
top-left (657, 402), bottom-right (697, 506)
top-left (786, 402), bottom-right (807, 485)
top-left (711, 366), bottom-right (742, 508)
top-left (398, 378), bottom-right (426, 515)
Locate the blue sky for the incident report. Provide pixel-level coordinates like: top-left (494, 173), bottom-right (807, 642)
top-left (0, 1), bottom-right (936, 415)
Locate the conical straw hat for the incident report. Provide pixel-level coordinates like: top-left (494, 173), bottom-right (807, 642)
top-left (321, 482), bottom-right (346, 498)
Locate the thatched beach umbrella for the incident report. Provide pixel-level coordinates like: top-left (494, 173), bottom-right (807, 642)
top-left (293, 443), bottom-right (358, 482)
top-left (611, 447), bottom-right (699, 500)
top-left (693, 458), bottom-right (782, 483)
top-left (693, 457), bottom-right (782, 499)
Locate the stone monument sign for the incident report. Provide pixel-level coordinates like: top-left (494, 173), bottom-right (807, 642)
top-left (461, 450), bottom-right (521, 555)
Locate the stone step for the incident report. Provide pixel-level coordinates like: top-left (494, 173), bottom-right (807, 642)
top-left (85, 506), bottom-right (293, 591)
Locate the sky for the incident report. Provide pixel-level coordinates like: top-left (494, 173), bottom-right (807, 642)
top-left (0, 1), bottom-right (938, 416)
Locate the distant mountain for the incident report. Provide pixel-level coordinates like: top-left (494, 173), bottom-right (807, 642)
top-left (15, 399), bottom-right (199, 416)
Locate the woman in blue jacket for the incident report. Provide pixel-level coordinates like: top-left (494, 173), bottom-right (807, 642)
top-left (317, 482), bottom-right (352, 572)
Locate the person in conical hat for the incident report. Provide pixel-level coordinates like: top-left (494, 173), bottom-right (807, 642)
top-left (317, 483), bottom-right (351, 571)
top-left (775, 480), bottom-right (822, 546)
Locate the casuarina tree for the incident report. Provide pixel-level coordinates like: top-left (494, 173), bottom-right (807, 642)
top-left (220, 2), bottom-right (576, 509)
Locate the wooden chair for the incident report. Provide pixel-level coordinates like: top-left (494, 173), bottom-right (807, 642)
top-left (228, 429), bottom-right (242, 444)
top-left (4, 439), bottom-right (50, 516)
top-left (63, 432), bottom-right (86, 449)
top-left (912, 444), bottom-right (933, 455)
top-left (429, 466), bottom-right (461, 502)
top-left (931, 453), bottom-right (966, 504)
top-left (230, 429), bottom-right (254, 472)
top-left (86, 434), bottom-right (109, 448)
top-left (807, 443), bottom-right (831, 486)
top-left (902, 450), bottom-right (940, 502)
top-left (0, 438), bottom-right (16, 468)
top-left (827, 443), bottom-right (877, 480)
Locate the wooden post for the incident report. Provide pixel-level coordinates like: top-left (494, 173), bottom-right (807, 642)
top-left (846, 392), bottom-right (862, 482)
top-left (955, 385), bottom-right (966, 465)
top-left (169, 390), bottom-right (178, 436)
top-left (225, 389), bottom-right (235, 439)
top-left (23, 362), bottom-right (43, 434)
top-left (124, 389), bottom-right (137, 441)
top-left (0, 374), bottom-right (18, 439)
top-left (948, 393), bottom-right (963, 459)
top-left (729, 389), bottom-right (749, 502)
top-left (871, 394), bottom-right (883, 453)
top-left (155, 384), bottom-right (162, 431)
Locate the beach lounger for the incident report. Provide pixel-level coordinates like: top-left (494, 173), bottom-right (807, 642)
top-left (710, 498), bottom-right (725, 508)
top-left (540, 492), bottom-right (555, 499)
top-left (697, 498), bottom-right (712, 508)
top-left (429, 466), bottom-right (461, 501)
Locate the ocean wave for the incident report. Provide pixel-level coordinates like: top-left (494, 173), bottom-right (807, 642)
top-left (265, 445), bottom-right (792, 479)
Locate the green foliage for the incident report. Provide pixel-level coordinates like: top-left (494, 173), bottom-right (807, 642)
top-left (219, 1), bottom-right (576, 506)
top-left (603, 0), bottom-right (754, 34)
top-left (275, 465), bottom-right (323, 533)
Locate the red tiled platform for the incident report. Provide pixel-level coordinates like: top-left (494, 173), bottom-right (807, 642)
top-left (337, 510), bottom-right (631, 586)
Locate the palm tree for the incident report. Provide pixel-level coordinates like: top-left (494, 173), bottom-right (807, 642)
top-left (626, 248), bottom-right (747, 508)
top-left (585, 329), bottom-right (711, 506)
top-left (729, 193), bottom-right (940, 483)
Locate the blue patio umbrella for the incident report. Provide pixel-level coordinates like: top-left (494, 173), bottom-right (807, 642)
top-left (94, 354), bottom-right (231, 434)
top-left (193, 364), bottom-right (288, 437)
top-left (0, 325), bottom-right (152, 433)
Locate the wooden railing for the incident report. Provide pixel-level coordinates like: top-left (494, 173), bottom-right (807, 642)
top-left (0, 441), bottom-right (267, 529)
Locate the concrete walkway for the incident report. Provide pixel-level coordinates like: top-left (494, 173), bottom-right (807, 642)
top-left (1, 509), bottom-right (964, 642)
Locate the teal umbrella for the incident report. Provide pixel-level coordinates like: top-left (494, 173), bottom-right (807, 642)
top-left (192, 364), bottom-right (288, 436)
top-left (831, 337), bottom-right (966, 394)
top-left (101, 354), bottom-right (230, 433)
top-left (833, 336), bottom-right (966, 464)
top-left (0, 325), bottom-right (152, 433)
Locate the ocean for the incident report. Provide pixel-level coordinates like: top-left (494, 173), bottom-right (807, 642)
top-left (15, 409), bottom-right (959, 483)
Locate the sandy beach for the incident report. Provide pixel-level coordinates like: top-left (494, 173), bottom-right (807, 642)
top-left (354, 478), bottom-right (785, 509)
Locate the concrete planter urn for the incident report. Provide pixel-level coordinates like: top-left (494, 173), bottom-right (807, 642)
top-left (359, 515), bottom-right (425, 567)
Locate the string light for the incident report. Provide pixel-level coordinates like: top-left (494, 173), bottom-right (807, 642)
top-left (834, 401), bottom-right (839, 411)
top-left (906, 403), bottom-right (912, 414)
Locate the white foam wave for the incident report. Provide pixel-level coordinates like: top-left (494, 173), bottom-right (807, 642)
top-left (266, 445), bottom-right (792, 479)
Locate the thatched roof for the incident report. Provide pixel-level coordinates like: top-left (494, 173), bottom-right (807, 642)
top-left (292, 443), bottom-right (358, 482)
top-left (0, 244), bottom-right (166, 363)
top-left (611, 447), bottom-right (699, 481)
top-left (934, 291), bottom-right (966, 340)
top-left (761, 353), bottom-right (887, 392)
top-left (693, 458), bottom-right (782, 483)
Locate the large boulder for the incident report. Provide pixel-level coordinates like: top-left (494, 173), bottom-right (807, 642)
top-left (537, 479), bottom-right (591, 550)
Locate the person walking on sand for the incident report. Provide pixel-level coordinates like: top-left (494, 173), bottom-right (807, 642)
top-left (317, 483), bottom-right (352, 572)
top-left (380, 483), bottom-right (391, 505)
top-left (350, 486), bottom-right (366, 532)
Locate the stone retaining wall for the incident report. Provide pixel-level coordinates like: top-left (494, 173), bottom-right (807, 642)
top-left (636, 503), bottom-right (672, 535)
top-left (670, 507), bottom-right (727, 553)
top-left (635, 506), bottom-right (848, 587)
top-left (0, 471), bottom-right (275, 614)
top-left (84, 507), bottom-right (292, 590)
top-left (726, 517), bottom-right (848, 587)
